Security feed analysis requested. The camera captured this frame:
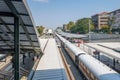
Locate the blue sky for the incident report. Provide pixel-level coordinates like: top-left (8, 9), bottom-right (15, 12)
top-left (27, 0), bottom-right (120, 29)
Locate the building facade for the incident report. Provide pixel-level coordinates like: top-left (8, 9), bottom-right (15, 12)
top-left (92, 12), bottom-right (109, 30)
top-left (63, 24), bottom-right (70, 32)
top-left (109, 9), bottom-right (120, 29)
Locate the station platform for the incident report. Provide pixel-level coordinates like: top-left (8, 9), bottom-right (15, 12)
top-left (84, 42), bottom-right (120, 60)
top-left (32, 38), bottom-right (68, 80)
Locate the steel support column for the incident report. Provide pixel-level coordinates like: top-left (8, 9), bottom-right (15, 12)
top-left (14, 17), bottom-right (20, 80)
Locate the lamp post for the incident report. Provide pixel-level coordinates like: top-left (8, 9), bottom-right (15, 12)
top-left (88, 19), bottom-right (91, 42)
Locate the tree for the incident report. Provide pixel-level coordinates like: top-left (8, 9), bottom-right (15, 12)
top-left (76, 18), bottom-right (88, 33)
top-left (37, 26), bottom-right (44, 35)
top-left (90, 21), bottom-right (94, 31)
top-left (70, 25), bottom-right (77, 33)
top-left (108, 16), bottom-right (116, 32)
top-left (66, 21), bottom-right (75, 31)
top-left (70, 18), bottom-right (94, 34)
top-left (100, 25), bottom-right (110, 33)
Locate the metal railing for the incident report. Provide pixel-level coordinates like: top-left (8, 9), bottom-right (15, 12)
top-left (0, 71), bottom-right (12, 80)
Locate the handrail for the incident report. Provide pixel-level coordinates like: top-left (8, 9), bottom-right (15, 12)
top-left (20, 67), bottom-right (29, 74)
top-left (0, 70), bottom-right (13, 80)
top-left (9, 75), bottom-right (14, 80)
top-left (0, 70), bottom-right (12, 76)
top-left (9, 67), bottom-right (33, 80)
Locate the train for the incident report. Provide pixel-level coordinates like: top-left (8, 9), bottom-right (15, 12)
top-left (56, 33), bottom-right (120, 80)
top-left (47, 29), bottom-right (53, 35)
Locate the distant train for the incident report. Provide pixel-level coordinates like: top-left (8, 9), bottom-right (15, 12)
top-left (56, 34), bottom-right (120, 80)
top-left (47, 29), bottom-right (53, 35)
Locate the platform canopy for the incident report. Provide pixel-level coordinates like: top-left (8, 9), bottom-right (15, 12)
top-left (0, 0), bottom-right (41, 54)
top-left (56, 29), bottom-right (87, 39)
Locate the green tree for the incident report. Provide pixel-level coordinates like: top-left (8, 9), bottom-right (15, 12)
top-left (108, 16), bottom-right (116, 33)
top-left (70, 25), bottom-right (77, 33)
top-left (100, 25), bottom-right (110, 33)
top-left (66, 21), bottom-right (75, 31)
top-left (37, 26), bottom-right (44, 35)
top-left (70, 18), bottom-right (94, 34)
top-left (90, 21), bottom-right (94, 31)
top-left (76, 18), bottom-right (88, 33)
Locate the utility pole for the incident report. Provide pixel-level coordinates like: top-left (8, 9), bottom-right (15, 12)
top-left (89, 19), bottom-right (91, 42)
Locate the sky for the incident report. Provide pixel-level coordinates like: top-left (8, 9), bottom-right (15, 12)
top-left (27, 0), bottom-right (120, 29)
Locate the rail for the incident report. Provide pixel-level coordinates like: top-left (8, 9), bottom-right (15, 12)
top-left (58, 47), bottom-right (75, 80)
top-left (0, 70), bottom-right (12, 80)
top-left (9, 67), bottom-right (29, 80)
top-left (20, 67), bottom-right (29, 75)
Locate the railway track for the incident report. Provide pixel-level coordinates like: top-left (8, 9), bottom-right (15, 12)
top-left (0, 56), bottom-right (12, 70)
top-left (55, 36), bottom-right (84, 80)
top-left (0, 54), bottom-right (30, 80)
top-left (58, 47), bottom-right (75, 80)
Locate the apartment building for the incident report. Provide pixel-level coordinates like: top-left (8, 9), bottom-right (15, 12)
top-left (109, 9), bottom-right (120, 29)
top-left (92, 12), bottom-right (109, 30)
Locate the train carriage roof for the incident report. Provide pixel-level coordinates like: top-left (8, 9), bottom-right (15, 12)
top-left (79, 55), bottom-right (120, 80)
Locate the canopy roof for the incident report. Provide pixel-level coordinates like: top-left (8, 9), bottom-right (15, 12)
top-left (0, 0), bottom-right (41, 54)
top-left (56, 29), bottom-right (87, 39)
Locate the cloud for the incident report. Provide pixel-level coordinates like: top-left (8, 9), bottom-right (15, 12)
top-left (33, 0), bottom-right (49, 3)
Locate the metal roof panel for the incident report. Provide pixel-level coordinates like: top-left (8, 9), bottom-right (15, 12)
top-left (12, 1), bottom-right (27, 14)
top-left (0, 0), bottom-right (11, 12)
top-left (0, 0), bottom-right (41, 54)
